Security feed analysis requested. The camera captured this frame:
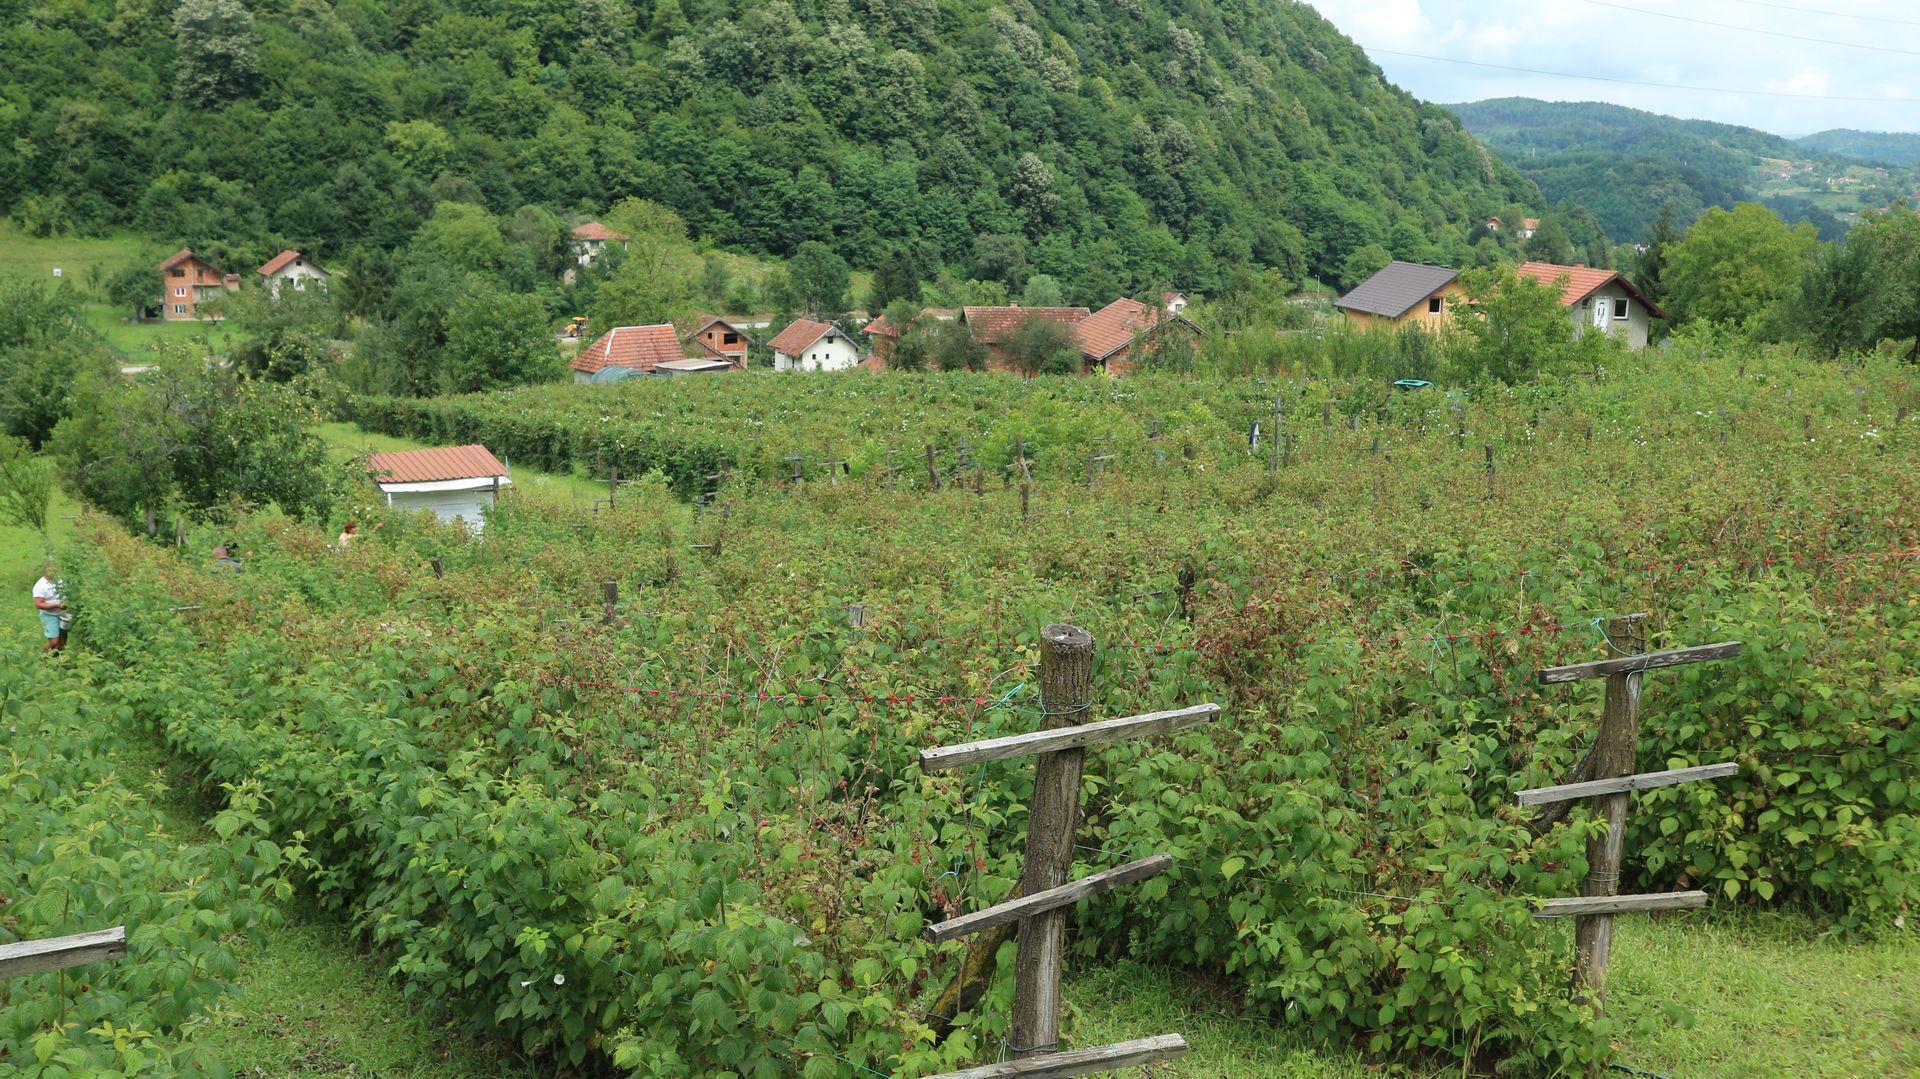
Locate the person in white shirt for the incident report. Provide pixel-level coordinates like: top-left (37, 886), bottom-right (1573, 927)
top-left (32, 560), bottom-right (69, 652)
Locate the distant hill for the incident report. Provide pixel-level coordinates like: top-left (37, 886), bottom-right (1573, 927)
top-left (1446, 98), bottom-right (1917, 243)
top-left (1797, 130), bottom-right (1920, 166)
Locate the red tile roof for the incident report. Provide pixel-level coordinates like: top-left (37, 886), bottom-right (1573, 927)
top-left (864, 312), bottom-right (903, 339)
top-left (1072, 298), bottom-right (1200, 360)
top-left (366, 445), bottom-right (507, 484)
top-left (684, 315), bottom-right (751, 344)
top-left (158, 248), bottom-right (204, 272)
top-left (960, 306), bottom-right (1089, 345)
top-left (571, 222), bottom-right (628, 242)
top-left (768, 318), bottom-right (839, 356)
top-left (257, 249), bottom-right (304, 276)
top-left (1521, 218), bottom-right (1541, 231)
top-left (1515, 262), bottom-right (1664, 318)
top-left (570, 324), bottom-right (690, 374)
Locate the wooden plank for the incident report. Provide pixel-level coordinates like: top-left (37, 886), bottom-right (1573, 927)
top-left (1535, 891), bottom-right (1709, 919)
top-left (1515, 762), bottom-right (1738, 806)
top-left (920, 704), bottom-right (1222, 772)
top-left (1538, 641), bottom-right (1743, 684)
top-left (925, 855), bottom-right (1173, 944)
top-left (0, 927), bottom-right (127, 979)
top-left (922, 1034), bottom-right (1189, 1079)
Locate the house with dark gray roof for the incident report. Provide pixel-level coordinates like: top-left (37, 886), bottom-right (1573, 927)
top-left (1334, 262), bottom-right (1463, 332)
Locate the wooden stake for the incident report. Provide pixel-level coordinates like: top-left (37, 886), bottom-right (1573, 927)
top-left (1267, 397), bottom-right (1280, 475)
top-left (925, 444), bottom-right (940, 490)
top-left (1012, 624), bottom-right (1095, 1058)
top-left (608, 464), bottom-right (618, 510)
top-left (1572, 614), bottom-right (1645, 1007)
top-left (1483, 444), bottom-right (1495, 501)
top-left (429, 556), bottom-right (445, 579)
top-left (602, 581), bottom-right (618, 623)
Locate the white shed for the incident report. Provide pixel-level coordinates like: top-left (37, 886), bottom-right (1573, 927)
top-left (768, 318), bottom-right (861, 372)
top-left (257, 250), bottom-right (329, 299)
top-left (366, 444), bottom-right (511, 532)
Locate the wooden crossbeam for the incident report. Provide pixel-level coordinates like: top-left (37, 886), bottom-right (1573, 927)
top-left (919, 704), bottom-right (1221, 772)
top-left (1538, 642), bottom-right (1743, 684)
top-left (925, 855), bottom-right (1173, 944)
top-left (0, 927), bottom-right (127, 979)
top-left (1515, 762), bottom-right (1738, 806)
top-left (922, 1033), bottom-right (1189, 1079)
top-left (1533, 891), bottom-right (1708, 919)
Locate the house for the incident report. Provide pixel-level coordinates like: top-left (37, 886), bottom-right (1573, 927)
top-left (1515, 262), bottom-right (1665, 350)
top-left (256, 250), bottom-right (328, 298)
top-left (959, 306), bottom-right (1090, 372)
top-left (1071, 297), bottom-right (1202, 375)
top-left (365, 444), bottom-right (511, 532)
top-left (768, 319), bottom-right (861, 371)
top-left (1333, 262), bottom-right (1463, 331)
top-left (862, 308), bottom-right (959, 365)
top-left (569, 323), bottom-right (738, 383)
top-left (1519, 218), bottom-right (1541, 239)
top-left (571, 222), bottom-right (628, 269)
top-left (1162, 291), bottom-right (1189, 316)
top-left (158, 249), bottom-right (239, 321)
top-left (684, 316), bottom-right (752, 366)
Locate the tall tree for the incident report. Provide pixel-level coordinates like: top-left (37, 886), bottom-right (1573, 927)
top-left (172, 0), bottom-right (261, 105)
top-left (1663, 202), bottom-right (1817, 328)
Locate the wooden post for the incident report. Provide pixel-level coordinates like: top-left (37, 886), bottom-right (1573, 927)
top-left (1483, 444), bottom-right (1495, 501)
top-left (1267, 397), bottom-right (1280, 475)
top-left (1898, 405), bottom-right (1909, 426)
top-left (1011, 624), bottom-right (1095, 1057)
top-left (146, 504), bottom-right (156, 538)
top-left (1322, 400), bottom-right (1331, 427)
top-left (429, 556), bottom-right (445, 579)
top-left (602, 581), bottom-right (618, 623)
top-left (925, 444), bottom-right (940, 490)
top-left (1572, 614), bottom-right (1645, 1007)
top-left (608, 464), bottom-right (618, 510)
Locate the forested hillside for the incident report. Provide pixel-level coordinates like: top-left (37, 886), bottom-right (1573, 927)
top-left (0, 0), bottom-right (1536, 294)
top-left (1797, 129), bottom-right (1920, 166)
top-left (1448, 98), bottom-right (1892, 242)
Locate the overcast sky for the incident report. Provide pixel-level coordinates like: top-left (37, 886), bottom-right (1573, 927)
top-left (1309, 0), bottom-right (1920, 137)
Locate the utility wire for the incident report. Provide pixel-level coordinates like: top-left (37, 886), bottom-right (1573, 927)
top-left (1726, 0), bottom-right (1920, 29)
top-left (1360, 46), bottom-right (1920, 103)
top-left (1579, 0), bottom-right (1920, 59)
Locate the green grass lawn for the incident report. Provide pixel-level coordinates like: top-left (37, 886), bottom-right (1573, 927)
top-left (0, 484), bottom-right (78, 647)
top-left (74, 302), bottom-right (233, 360)
top-left (0, 223), bottom-right (154, 284)
top-left (1069, 913), bottom-right (1920, 1077)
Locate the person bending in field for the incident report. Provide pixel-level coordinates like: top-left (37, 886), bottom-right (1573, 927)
top-left (212, 544), bottom-right (243, 572)
top-left (32, 560), bottom-right (70, 653)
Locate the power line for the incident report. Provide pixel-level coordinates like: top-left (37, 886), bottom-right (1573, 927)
top-left (1579, 0), bottom-right (1920, 59)
top-left (1359, 46), bottom-right (1920, 104)
top-left (1724, 0), bottom-right (1920, 30)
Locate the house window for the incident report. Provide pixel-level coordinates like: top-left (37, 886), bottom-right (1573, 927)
top-left (1614, 299), bottom-right (1630, 320)
top-left (723, 332), bottom-right (739, 345)
top-left (170, 269), bottom-right (185, 278)
top-left (1428, 296), bottom-right (1443, 314)
top-left (172, 304), bottom-right (186, 314)
top-left (174, 287), bottom-right (186, 297)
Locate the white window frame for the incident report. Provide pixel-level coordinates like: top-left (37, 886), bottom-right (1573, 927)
top-left (1614, 299), bottom-right (1630, 320)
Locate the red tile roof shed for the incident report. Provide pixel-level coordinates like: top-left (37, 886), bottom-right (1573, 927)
top-left (570, 324), bottom-right (689, 374)
top-left (366, 445), bottom-right (507, 484)
top-left (1073, 298), bottom-right (1159, 359)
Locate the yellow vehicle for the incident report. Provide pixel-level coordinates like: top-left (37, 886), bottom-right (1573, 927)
top-left (564, 316), bottom-right (589, 339)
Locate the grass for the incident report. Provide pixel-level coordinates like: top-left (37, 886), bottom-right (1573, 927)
top-left (0, 484), bottom-right (78, 645)
top-left (314, 420), bottom-right (614, 506)
top-left (74, 302), bottom-right (233, 360)
top-left (1068, 913), bottom-right (1920, 1077)
top-left (0, 222), bottom-right (154, 284)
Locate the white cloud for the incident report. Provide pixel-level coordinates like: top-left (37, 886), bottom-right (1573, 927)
top-left (1767, 67), bottom-right (1831, 97)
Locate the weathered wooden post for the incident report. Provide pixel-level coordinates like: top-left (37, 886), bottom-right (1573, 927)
top-left (925, 444), bottom-right (941, 489)
top-left (1898, 405), bottom-right (1909, 426)
top-left (608, 464), bottom-right (619, 510)
top-left (1529, 620), bottom-right (1744, 1012)
top-left (918, 626), bottom-right (1219, 1075)
top-left (1483, 444), bottom-right (1495, 501)
top-left (602, 581), bottom-right (618, 623)
top-left (786, 454), bottom-right (806, 483)
top-left (1322, 400), bottom-right (1332, 427)
top-left (1267, 397), bottom-right (1281, 475)
top-left (429, 556), bottom-right (445, 579)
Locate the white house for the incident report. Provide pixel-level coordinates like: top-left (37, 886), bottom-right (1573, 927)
top-left (1515, 262), bottom-right (1665, 350)
top-left (366, 444), bottom-right (511, 532)
top-left (768, 318), bottom-right (860, 372)
top-left (571, 222), bottom-right (629, 269)
top-left (257, 250), bottom-right (328, 298)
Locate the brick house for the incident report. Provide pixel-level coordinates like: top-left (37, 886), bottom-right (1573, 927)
top-left (158, 249), bottom-right (239, 321)
top-left (683, 316), bottom-right (752, 366)
top-left (1070, 297), bottom-right (1202, 375)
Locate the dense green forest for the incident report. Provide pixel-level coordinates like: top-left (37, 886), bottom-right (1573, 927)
top-left (1447, 98), bottom-right (1888, 243)
top-left (0, 0), bottom-right (1540, 297)
top-left (1797, 129), bottom-right (1920, 166)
